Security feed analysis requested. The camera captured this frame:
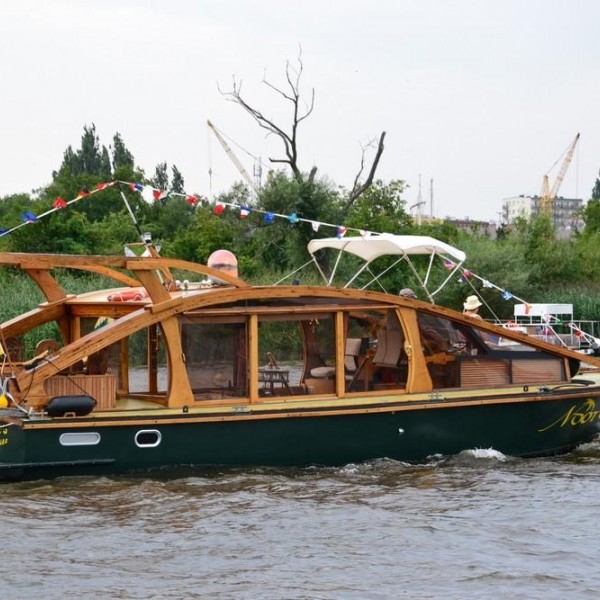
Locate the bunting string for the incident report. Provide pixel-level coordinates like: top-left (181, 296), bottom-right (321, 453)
top-left (0, 180), bottom-right (377, 241)
top-left (0, 180), bottom-right (568, 331)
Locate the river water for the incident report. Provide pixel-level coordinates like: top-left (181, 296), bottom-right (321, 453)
top-left (2, 440), bottom-right (600, 599)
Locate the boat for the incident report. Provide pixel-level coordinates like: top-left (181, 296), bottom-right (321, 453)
top-left (2, 236), bottom-right (600, 482)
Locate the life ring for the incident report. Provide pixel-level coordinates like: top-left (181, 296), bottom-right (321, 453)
top-left (107, 288), bottom-right (149, 302)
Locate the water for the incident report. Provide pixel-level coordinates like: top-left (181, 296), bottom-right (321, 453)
top-left (2, 441), bottom-right (600, 599)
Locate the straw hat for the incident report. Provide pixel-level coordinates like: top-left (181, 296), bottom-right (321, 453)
top-left (463, 295), bottom-right (482, 311)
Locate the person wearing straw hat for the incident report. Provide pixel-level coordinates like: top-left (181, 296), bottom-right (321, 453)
top-left (463, 295), bottom-right (483, 319)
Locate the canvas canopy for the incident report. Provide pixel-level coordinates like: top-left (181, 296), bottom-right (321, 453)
top-left (306, 234), bottom-right (466, 298)
top-left (307, 234), bottom-right (466, 263)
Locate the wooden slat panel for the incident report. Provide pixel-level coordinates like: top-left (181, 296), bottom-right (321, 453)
top-left (44, 374), bottom-right (116, 410)
top-left (511, 359), bottom-right (563, 384)
top-left (460, 359), bottom-right (510, 388)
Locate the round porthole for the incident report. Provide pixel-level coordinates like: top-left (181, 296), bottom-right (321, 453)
top-left (135, 429), bottom-right (162, 448)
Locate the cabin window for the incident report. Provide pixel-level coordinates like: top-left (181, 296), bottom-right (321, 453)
top-left (416, 313), bottom-right (567, 389)
top-left (417, 313), bottom-right (488, 389)
top-left (258, 313), bottom-right (336, 396)
top-left (126, 325), bottom-right (167, 394)
top-left (257, 319), bottom-right (304, 396)
top-left (180, 319), bottom-right (249, 400)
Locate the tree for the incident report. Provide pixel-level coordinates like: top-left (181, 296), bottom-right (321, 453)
top-left (171, 165), bottom-right (185, 193)
top-left (112, 133), bottom-right (134, 170)
top-left (343, 179), bottom-right (410, 234)
top-left (54, 124), bottom-right (112, 179)
top-left (152, 162), bottom-right (169, 190)
top-left (220, 49), bottom-right (385, 202)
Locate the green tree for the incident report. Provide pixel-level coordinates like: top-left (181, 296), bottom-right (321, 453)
top-left (112, 133), bottom-right (134, 170)
top-left (152, 162), bottom-right (169, 190)
top-left (343, 179), bottom-right (411, 234)
top-left (171, 165), bottom-right (185, 194)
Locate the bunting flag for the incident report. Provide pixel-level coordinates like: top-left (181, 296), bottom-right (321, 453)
top-left (130, 182), bottom-right (144, 192)
top-left (501, 290), bottom-right (513, 300)
top-left (185, 195), bottom-right (199, 206)
top-left (153, 189), bottom-right (169, 202)
top-left (140, 186), bottom-right (155, 204)
top-left (53, 197), bottom-right (67, 209)
top-left (213, 202), bottom-right (225, 215)
top-left (264, 212), bottom-right (275, 224)
top-left (336, 226), bottom-right (347, 239)
top-left (288, 212), bottom-right (299, 224)
top-left (239, 207), bottom-right (251, 219)
top-left (311, 221), bottom-right (320, 232)
top-left (443, 259), bottom-right (455, 270)
top-left (21, 211), bottom-right (37, 223)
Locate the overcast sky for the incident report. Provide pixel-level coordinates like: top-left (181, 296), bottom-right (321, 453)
top-left (1, 0), bottom-right (599, 222)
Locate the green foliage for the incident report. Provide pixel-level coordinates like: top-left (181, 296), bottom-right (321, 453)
top-left (152, 162), bottom-right (169, 189)
top-left (112, 133), bottom-right (134, 170)
top-left (581, 198), bottom-right (600, 235)
top-left (171, 165), bottom-right (185, 194)
top-left (343, 179), bottom-right (411, 234)
top-left (5, 123), bottom-right (600, 324)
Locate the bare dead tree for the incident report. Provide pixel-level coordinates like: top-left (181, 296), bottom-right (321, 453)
top-left (219, 48), bottom-right (386, 199)
top-left (219, 51), bottom-right (314, 182)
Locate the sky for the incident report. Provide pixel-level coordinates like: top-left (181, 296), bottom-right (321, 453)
top-left (1, 0), bottom-right (599, 223)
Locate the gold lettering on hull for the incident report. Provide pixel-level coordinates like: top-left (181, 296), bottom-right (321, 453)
top-left (538, 399), bottom-right (600, 432)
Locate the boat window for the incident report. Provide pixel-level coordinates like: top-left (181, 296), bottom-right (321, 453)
top-left (180, 319), bottom-right (248, 400)
top-left (417, 313), bottom-right (487, 389)
top-left (125, 325), bottom-right (167, 394)
top-left (259, 313), bottom-right (336, 396)
top-left (417, 313), bottom-right (567, 389)
top-left (257, 319), bottom-right (304, 397)
top-left (345, 309), bottom-right (408, 394)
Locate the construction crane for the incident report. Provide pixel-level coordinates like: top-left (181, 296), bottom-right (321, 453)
top-left (539, 132), bottom-right (580, 218)
top-left (206, 119), bottom-right (260, 199)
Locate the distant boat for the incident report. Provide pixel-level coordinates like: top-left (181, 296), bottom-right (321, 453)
top-left (1, 236), bottom-right (600, 482)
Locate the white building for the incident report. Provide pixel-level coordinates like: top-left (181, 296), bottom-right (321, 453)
top-left (502, 195), bottom-right (584, 237)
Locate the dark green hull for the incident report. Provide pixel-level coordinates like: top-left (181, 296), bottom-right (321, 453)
top-left (2, 394), bottom-right (600, 481)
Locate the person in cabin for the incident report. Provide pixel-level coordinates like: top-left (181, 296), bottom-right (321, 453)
top-left (399, 288), bottom-right (417, 299)
top-left (463, 295), bottom-right (483, 319)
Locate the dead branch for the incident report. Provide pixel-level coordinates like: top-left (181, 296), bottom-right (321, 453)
top-left (343, 131), bottom-right (386, 212)
top-left (218, 51), bottom-right (314, 181)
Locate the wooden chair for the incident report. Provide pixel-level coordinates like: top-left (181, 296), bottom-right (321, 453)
top-left (5, 337), bottom-right (24, 362)
top-left (35, 339), bottom-right (60, 356)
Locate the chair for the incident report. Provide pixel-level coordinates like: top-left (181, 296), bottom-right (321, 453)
top-left (344, 338), bottom-right (362, 378)
top-left (86, 348), bottom-right (110, 375)
top-left (372, 327), bottom-right (403, 368)
top-left (35, 339), bottom-right (60, 356)
top-left (310, 338), bottom-right (363, 380)
top-left (4, 337), bottom-right (24, 362)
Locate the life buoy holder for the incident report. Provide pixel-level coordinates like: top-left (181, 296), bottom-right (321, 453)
top-left (107, 288), bottom-right (149, 302)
